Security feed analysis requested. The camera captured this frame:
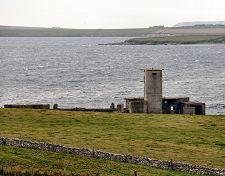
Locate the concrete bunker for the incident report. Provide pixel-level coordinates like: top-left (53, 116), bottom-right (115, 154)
top-left (124, 69), bottom-right (205, 115)
top-left (162, 97), bottom-right (190, 114)
top-left (182, 101), bottom-right (206, 115)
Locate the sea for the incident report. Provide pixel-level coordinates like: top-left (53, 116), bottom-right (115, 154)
top-left (0, 37), bottom-right (224, 115)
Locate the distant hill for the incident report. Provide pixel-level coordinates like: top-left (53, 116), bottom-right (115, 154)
top-left (1, 24), bottom-right (225, 37)
top-left (0, 25), bottom-right (47, 30)
top-left (174, 21), bottom-right (225, 27)
top-left (0, 25), bottom-right (163, 37)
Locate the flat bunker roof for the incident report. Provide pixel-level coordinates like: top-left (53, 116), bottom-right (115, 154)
top-left (140, 69), bottom-right (164, 71)
top-left (163, 97), bottom-right (189, 100)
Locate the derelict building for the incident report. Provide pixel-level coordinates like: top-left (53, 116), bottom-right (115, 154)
top-left (125, 69), bottom-right (205, 115)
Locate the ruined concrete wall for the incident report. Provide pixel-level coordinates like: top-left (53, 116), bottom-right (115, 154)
top-left (0, 137), bottom-right (224, 175)
top-left (117, 104), bottom-right (124, 113)
top-left (58, 108), bottom-right (113, 112)
top-left (129, 101), bottom-right (144, 113)
top-left (4, 104), bottom-right (50, 109)
top-left (183, 103), bottom-right (206, 115)
top-left (183, 107), bottom-right (195, 115)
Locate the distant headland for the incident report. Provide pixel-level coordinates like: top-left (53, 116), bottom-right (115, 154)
top-left (106, 35), bottom-right (225, 45)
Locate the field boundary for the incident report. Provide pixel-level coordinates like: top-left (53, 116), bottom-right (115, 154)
top-left (0, 137), bottom-right (224, 176)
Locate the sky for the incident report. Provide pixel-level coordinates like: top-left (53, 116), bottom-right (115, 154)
top-left (0, 0), bottom-right (224, 29)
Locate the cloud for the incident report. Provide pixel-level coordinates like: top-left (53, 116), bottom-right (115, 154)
top-left (0, 0), bottom-right (224, 28)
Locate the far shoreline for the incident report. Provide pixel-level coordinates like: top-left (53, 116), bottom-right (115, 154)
top-left (102, 35), bottom-right (225, 45)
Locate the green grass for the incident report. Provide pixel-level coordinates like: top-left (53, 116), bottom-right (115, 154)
top-left (0, 27), bottom-right (162, 37)
top-left (125, 35), bottom-right (225, 44)
top-left (173, 25), bottom-right (225, 29)
top-left (0, 145), bottom-right (208, 176)
top-left (0, 108), bottom-right (224, 169)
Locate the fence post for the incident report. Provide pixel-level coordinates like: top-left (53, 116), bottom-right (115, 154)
top-left (134, 170), bottom-right (137, 176)
top-left (92, 147), bottom-right (95, 158)
top-left (1, 165), bottom-right (4, 176)
top-left (211, 160), bottom-right (213, 168)
top-left (64, 168), bottom-right (66, 176)
top-left (96, 168), bottom-right (100, 176)
top-left (31, 166), bottom-right (34, 176)
top-left (170, 159), bottom-right (174, 170)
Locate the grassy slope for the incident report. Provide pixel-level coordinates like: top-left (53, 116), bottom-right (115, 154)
top-left (0, 108), bottom-right (224, 169)
top-left (125, 35), bottom-right (225, 44)
top-left (172, 25), bottom-right (225, 29)
top-left (1, 25), bottom-right (225, 37)
top-left (0, 27), bottom-right (161, 37)
top-left (0, 145), bottom-right (207, 176)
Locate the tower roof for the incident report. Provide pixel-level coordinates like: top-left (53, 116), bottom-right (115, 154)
top-left (140, 69), bottom-right (164, 71)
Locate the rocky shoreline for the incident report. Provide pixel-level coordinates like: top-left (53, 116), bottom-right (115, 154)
top-left (102, 36), bottom-right (225, 45)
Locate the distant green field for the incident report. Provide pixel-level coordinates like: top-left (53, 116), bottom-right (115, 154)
top-left (173, 25), bottom-right (225, 29)
top-left (0, 27), bottom-right (162, 37)
top-left (0, 109), bottom-right (224, 169)
top-left (124, 35), bottom-right (225, 45)
top-left (134, 35), bottom-right (223, 42)
top-left (0, 145), bottom-right (207, 176)
top-left (1, 25), bottom-right (225, 37)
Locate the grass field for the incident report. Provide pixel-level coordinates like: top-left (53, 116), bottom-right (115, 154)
top-left (174, 25), bottom-right (225, 29)
top-left (0, 27), bottom-right (162, 37)
top-left (124, 35), bottom-right (225, 45)
top-left (0, 145), bottom-right (209, 176)
top-left (0, 108), bottom-right (224, 169)
top-left (1, 25), bottom-right (225, 37)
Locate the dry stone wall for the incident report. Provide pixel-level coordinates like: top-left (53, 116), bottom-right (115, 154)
top-left (0, 137), bottom-right (224, 176)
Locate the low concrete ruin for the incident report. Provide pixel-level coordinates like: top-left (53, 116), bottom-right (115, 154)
top-left (183, 101), bottom-right (206, 115)
top-left (125, 97), bottom-right (205, 115)
top-left (4, 104), bottom-right (50, 109)
top-left (125, 97), bottom-right (145, 113)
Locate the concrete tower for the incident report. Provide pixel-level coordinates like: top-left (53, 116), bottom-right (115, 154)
top-left (143, 69), bottom-right (163, 113)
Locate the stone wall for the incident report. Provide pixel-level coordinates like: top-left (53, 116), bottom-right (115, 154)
top-left (0, 137), bottom-right (224, 176)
